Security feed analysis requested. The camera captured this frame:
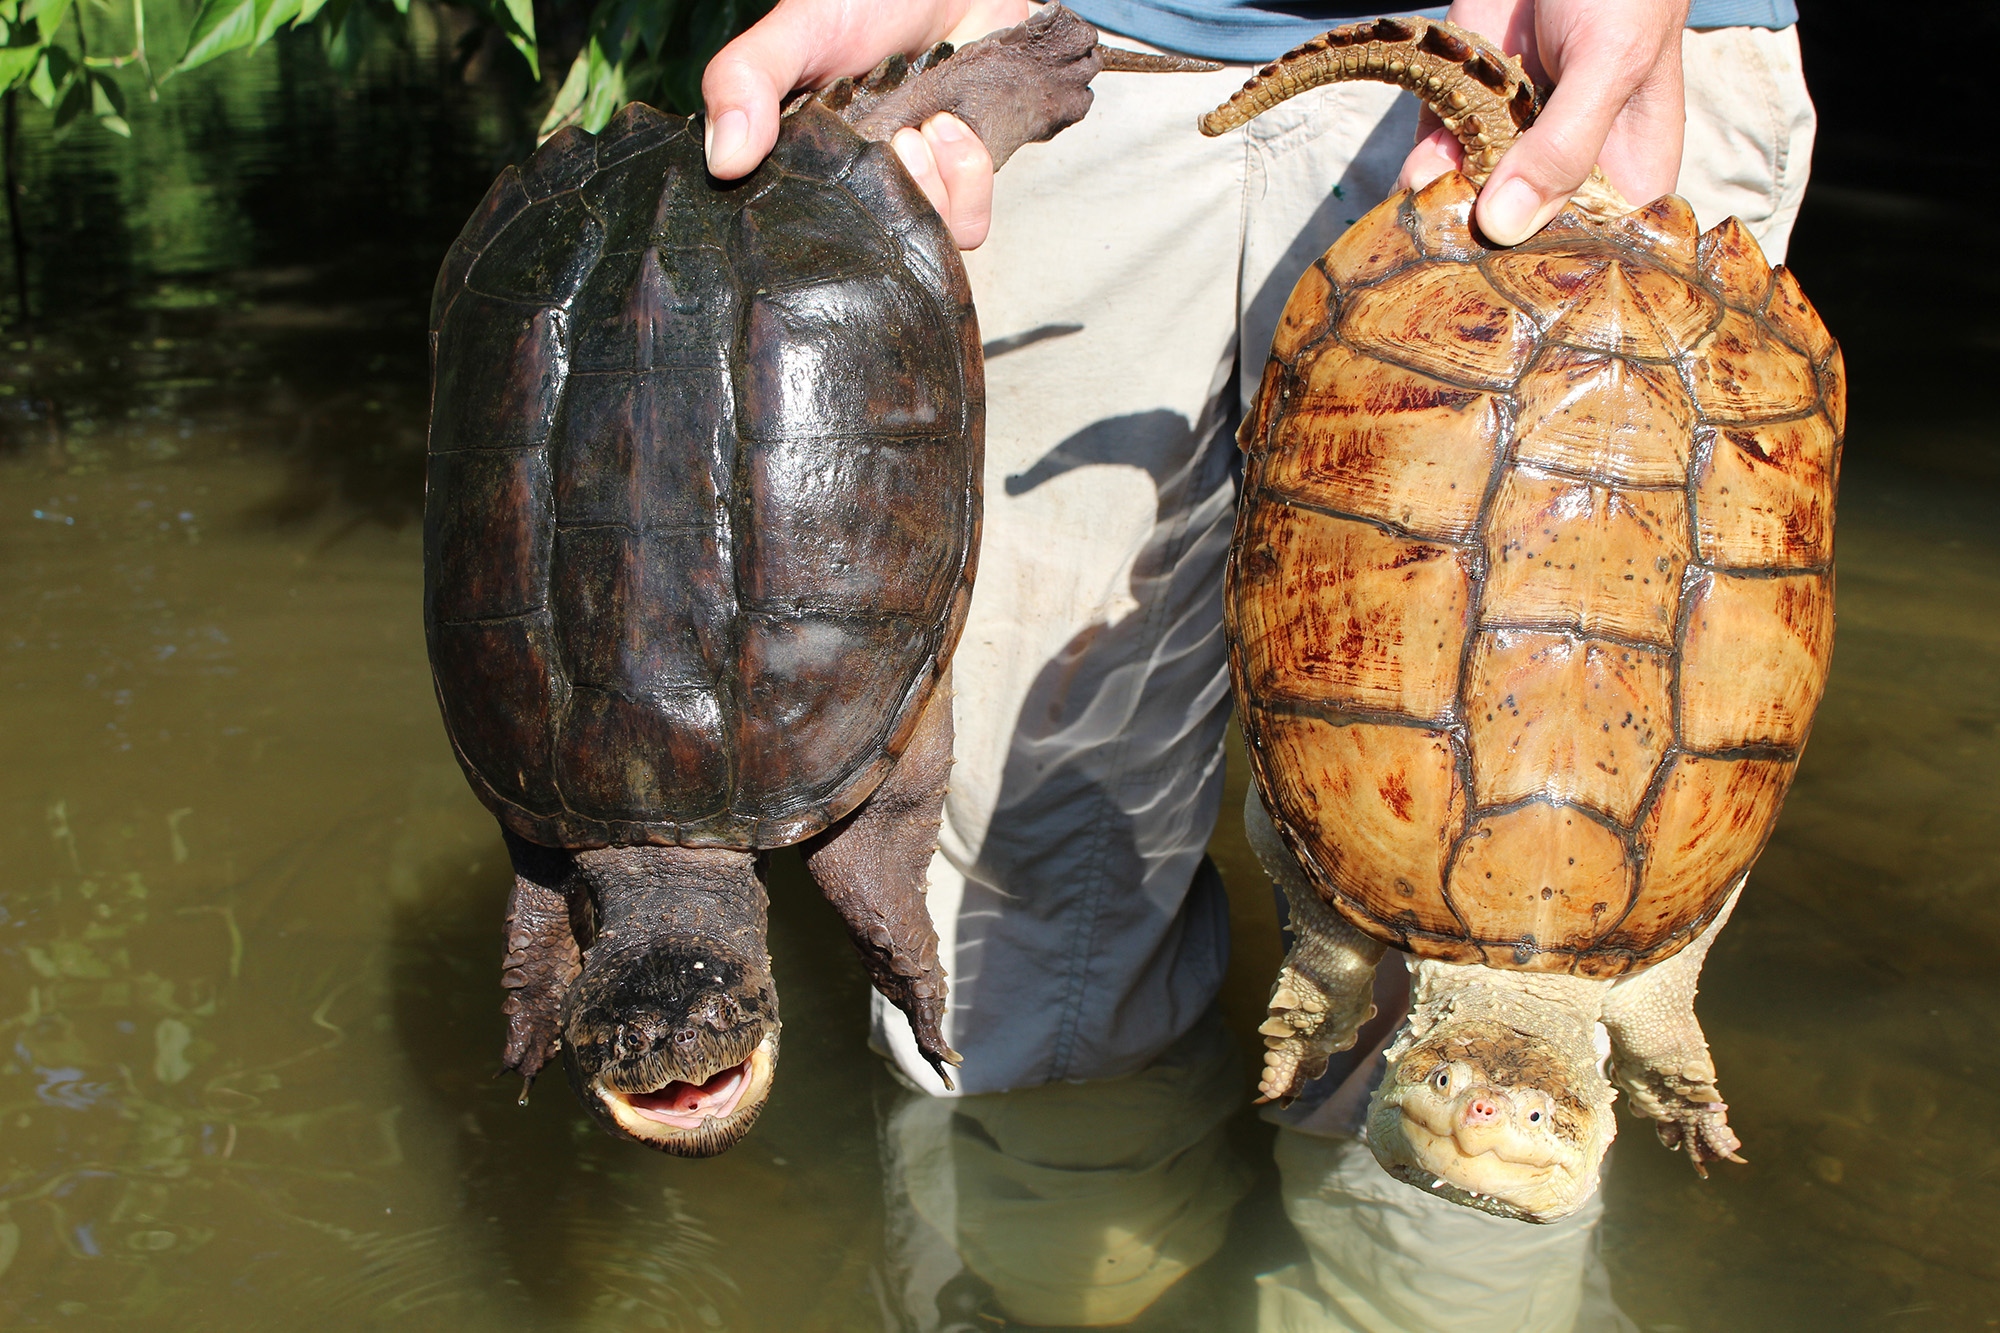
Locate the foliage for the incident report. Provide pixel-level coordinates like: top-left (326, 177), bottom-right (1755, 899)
top-left (0, 0), bottom-right (768, 141)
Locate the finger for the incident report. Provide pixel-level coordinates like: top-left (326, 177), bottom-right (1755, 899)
top-left (1475, 37), bottom-right (1667, 244)
top-left (1398, 124), bottom-right (1463, 192)
top-left (892, 127), bottom-right (951, 221)
top-left (702, 20), bottom-right (812, 179)
top-left (920, 113), bottom-right (994, 248)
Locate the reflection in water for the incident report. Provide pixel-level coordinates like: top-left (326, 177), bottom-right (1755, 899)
top-left (878, 1009), bottom-right (1250, 1329)
top-left (2, 5), bottom-right (1998, 1329)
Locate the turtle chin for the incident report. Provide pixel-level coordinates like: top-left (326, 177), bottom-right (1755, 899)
top-left (1366, 1020), bottom-right (1611, 1223)
top-left (560, 937), bottom-right (781, 1157)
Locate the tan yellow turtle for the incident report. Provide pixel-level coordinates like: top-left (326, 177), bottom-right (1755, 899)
top-left (1203, 17), bottom-right (1842, 1221)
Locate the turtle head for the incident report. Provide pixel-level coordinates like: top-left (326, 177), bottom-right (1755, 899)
top-left (1366, 1018), bottom-right (1612, 1222)
top-left (559, 847), bottom-right (780, 1156)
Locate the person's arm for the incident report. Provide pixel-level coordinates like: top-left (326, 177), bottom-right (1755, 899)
top-left (701, 0), bottom-right (1029, 249)
top-left (1398, 0), bottom-right (1691, 244)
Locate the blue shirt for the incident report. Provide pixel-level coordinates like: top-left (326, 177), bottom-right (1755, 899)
top-left (1067, 1), bottom-right (1798, 62)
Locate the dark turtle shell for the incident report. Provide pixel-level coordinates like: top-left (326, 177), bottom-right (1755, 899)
top-left (424, 101), bottom-right (981, 850)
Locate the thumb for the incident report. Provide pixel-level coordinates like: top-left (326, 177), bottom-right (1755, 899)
top-left (702, 16), bottom-right (815, 179)
top-left (1474, 36), bottom-right (1680, 245)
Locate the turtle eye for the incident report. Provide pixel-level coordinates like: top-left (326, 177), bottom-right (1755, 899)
top-left (1432, 1067), bottom-right (1451, 1092)
top-left (1527, 1109), bottom-right (1543, 1124)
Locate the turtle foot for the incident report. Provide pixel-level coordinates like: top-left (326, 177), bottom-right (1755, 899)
top-left (1254, 963), bottom-right (1371, 1105)
top-left (1653, 1098), bottom-right (1747, 1178)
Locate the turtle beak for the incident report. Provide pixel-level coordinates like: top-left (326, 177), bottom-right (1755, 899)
top-left (588, 1031), bottom-right (780, 1154)
top-left (559, 936), bottom-right (782, 1156)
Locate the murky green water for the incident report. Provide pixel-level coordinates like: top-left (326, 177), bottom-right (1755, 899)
top-left (3, 8), bottom-right (1996, 1330)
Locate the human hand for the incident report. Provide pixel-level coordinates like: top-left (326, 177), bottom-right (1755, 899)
top-left (702, 0), bottom-right (1030, 248)
top-left (1397, 0), bottom-right (1689, 244)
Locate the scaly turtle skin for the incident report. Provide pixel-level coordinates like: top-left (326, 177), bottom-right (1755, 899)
top-left (425, 7), bottom-right (1213, 1155)
top-left (1206, 17), bottom-right (1841, 1220)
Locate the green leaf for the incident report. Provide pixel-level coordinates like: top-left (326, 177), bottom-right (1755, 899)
top-left (536, 45), bottom-right (592, 141)
top-left (175, 0), bottom-right (261, 72)
top-left (319, 0), bottom-right (367, 78)
top-left (24, 0), bottom-right (72, 26)
top-left (252, 0), bottom-right (304, 50)
top-left (89, 66), bottom-right (123, 115)
top-left (496, 0), bottom-right (536, 79)
top-left (0, 44), bottom-right (39, 94)
top-left (27, 39), bottom-right (65, 104)
top-left (294, 0), bottom-right (330, 22)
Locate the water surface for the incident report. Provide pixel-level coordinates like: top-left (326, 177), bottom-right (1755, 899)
top-left (2, 10), bottom-right (1996, 1329)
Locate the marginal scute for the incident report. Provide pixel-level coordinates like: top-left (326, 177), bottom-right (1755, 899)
top-left (1251, 713), bottom-right (1465, 940)
top-left (1324, 193), bottom-right (1423, 289)
top-left (1260, 344), bottom-right (1502, 542)
top-left (1677, 569), bottom-right (1834, 752)
top-left (1480, 468), bottom-right (1689, 645)
top-left (1408, 171), bottom-right (1482, 260)
top-left (1695, 216), bottom-right (1772, 311)
top-left (1272, 263), bottom-right (1336, 361)
top-left (1341, 262), bottom-right (1537, 390)
top-left (1820, 344), bottom-right (1848, 437)
top-left (1232, 505), bottom-right (1469, 723)
top-left (1763, 266), bottom-right (1835, 363)
top-left (1463, 629), bottom-right (1671, 824)
top-left (1606, 194), bottom-right (1698, 269)
top-left (1692, 413), bottom-right (1838, 568)
top-left (1687, 308), bottom-right (1820, 422)
top-left (1511, 344), bottom-right (1693, 486)
top-left (1446, 804), bottom-right (1634, 958)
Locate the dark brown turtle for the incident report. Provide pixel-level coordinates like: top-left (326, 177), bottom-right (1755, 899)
top-left (424, 7), bottom-right (1213, 1155)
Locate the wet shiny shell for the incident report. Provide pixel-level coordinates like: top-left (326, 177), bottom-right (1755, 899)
top-left (425, 101), bottom-right (981, 850)
top-left (1231, 174), bottom-right (1844, 977)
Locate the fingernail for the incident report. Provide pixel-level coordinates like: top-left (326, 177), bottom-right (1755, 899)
top-left (928, 114), bottom-right (964, 142)
top-left (1482, 177), bottom-right (1542, 246)
top-left (705, 108), bottom-right (748, 171)
top-left (893, 128), bottom-right (930, 175)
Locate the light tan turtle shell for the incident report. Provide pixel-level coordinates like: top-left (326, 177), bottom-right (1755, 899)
top-left (1230, 174), bottom-right (1844, 977)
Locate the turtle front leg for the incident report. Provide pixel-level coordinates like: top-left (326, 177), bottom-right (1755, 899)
top-left (498, 830), bottom-right (584, 1085)
top-left (1600, 884), bottom-right (1747, 1175)
top-left (804, 673), bottom-right (960, 1087)
top-left (1245, 787), bottom-right (1385, 1104)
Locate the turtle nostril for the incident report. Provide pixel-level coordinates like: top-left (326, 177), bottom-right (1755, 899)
top-left (674, 1027), bottom-right (699, 1049)
top-left (1465, 1096), bottom-right (1500, 1123)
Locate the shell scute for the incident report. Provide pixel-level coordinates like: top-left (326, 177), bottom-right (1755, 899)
top-left (1677, 569), bottom-right (1833, 752)
top-left (1480, 468), bottom-right (1689, 645)
top-left (1445, 804), bottom-right (1634, 957)
top-left (1511, 344), bottom-right (1692, 486)
top-left (1341, 261), bottom-right (1537, 389)
top-left (1607, 754), bottom-right (1792, 954)
top-left (1605, 193), bottom-right (1698, 269)
top-left (1692, 413), bottom-right (1838, 568)
top-left (1253, 714), bottom-right (1465, 941)
top-left (1463, 629), bottom-right (1670, 823)
top-left (556, 684), bottom-right (731, 828)
top-left (431, 615), bottom-right (565, 817)
top-left (1687, 308), bottom-right (1819, 421)
top-left (1695, 215), bottom-right (1772, 310)
top-left (1408, 171), bottom-right (1482, 260)
top-left (1233, 505), bottom-right (1470, 722)
top-left (427, 448), bottom-right (553, 624)
top-left (1324, 194), bottom-right (1422, 289)
top-left (550, 525), bottom-right (732, 694)
top-left (1261, 343), bottom-right (1502, 541)
top-left (1271, 262), bottom-right (1335, 361)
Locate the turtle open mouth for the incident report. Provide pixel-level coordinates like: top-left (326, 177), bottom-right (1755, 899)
top-left (592, 1033), bottom-right (778, 1152)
